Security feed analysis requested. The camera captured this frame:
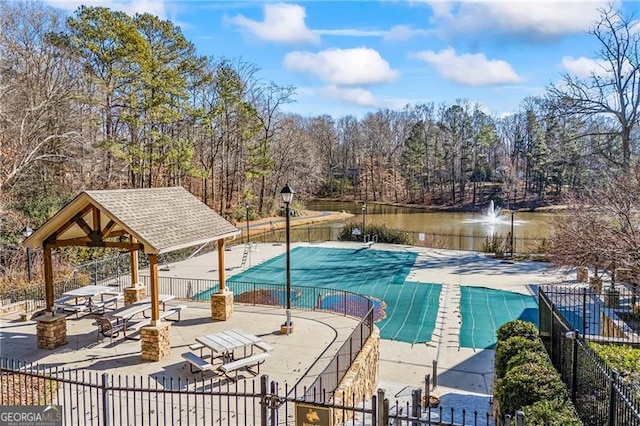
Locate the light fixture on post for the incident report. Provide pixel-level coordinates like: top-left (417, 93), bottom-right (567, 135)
top-left (280, 183), bottom-right (295, 335)
top-left (361, 202), bottom-right (367, 242)
top-left (22, 226), bottom-right (34, 282)
top-left (510, 209), bottom-right (515, 258)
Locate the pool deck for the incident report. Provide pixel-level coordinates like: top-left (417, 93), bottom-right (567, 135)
top-left (0, 241), bottom-right (571, 414)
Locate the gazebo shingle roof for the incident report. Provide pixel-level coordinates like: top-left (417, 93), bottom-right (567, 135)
top-left (24, 187), bottom-right (240, 254)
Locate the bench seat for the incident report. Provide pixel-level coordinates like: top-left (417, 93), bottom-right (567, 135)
top-left (254, 341), bottom-right (274, 353)
top-left (94, 294), bottom-right (124, 311)
top-left (160, 305), bottom-right (186, 321)
top-left (219, 353), bottom-right (270, 381)
top-left (182, 352), bottom-right (214, 373)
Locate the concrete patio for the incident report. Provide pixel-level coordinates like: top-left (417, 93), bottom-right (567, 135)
top-left (0, 241), bottom-right (572, 415)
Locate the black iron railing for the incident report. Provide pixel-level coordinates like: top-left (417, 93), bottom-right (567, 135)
top-left (539, 286), bottom-right (640, 425)
top-left (0, 358), bottom-right (495, 426)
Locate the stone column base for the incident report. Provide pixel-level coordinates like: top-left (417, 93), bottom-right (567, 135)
top-left (280, 324), bottom-right (295, 334)
top-left (37, 314), bottom-right (68, 349)
top-left (141, 322), bottom-right (171, 361)
top-left (577, 267), bottom-right (588, 283)
top-left (124, 285), bottom-right (147, 305)
top-left (211, 290), bottom-right (233, 321)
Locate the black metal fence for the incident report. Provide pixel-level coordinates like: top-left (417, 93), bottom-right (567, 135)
top-left (1, 358), bottom-right (495, 426)
top-left (0, 272), bottom-right (89, 313)
top-left (539, 286), bottom-right (640, 425)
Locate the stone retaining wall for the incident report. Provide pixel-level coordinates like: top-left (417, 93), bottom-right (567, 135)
top-left (333, 327), bottom-right (380, 424)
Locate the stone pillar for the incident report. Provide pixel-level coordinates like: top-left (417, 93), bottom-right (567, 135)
top-left (124, 285), bottom-right (147, 305)
top-left (589, 277), bottom-right (602, 293)
top-left (577, 267), bottom-right (588, 283)
top-left (140, 322), bottom-right (171, 361)
top-left (36, 314), bottom-right (68, 349)
top-left (211, 290), bottom-right (233, 321)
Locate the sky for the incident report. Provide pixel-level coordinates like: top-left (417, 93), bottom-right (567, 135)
top-left (43, 0), bottom-right (639, 118)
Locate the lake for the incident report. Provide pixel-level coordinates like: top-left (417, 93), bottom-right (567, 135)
top-left (304, 200), bottom-right (557, 252)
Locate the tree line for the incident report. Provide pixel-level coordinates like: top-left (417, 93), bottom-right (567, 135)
top-left (1, 1), bottom-right (638, 246)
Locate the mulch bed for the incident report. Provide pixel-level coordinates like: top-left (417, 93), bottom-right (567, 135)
top-left (0, 371), bottom-right (58, 405)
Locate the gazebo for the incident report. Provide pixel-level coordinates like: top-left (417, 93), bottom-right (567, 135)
top-left (23, 187), bottom-right (240, 361)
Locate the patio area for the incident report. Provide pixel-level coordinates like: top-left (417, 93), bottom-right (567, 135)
top-left (0, 300), bottom-right (359, 390)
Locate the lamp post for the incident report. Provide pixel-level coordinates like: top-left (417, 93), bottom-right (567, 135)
top-left (510, 209), bottom-right (515, 258)
top-left (22, 226), bottom-right (33, 282)
top-left (280, 183), bottom-right (295, 334)
top-left (361, 202), bottom-right (367, 242)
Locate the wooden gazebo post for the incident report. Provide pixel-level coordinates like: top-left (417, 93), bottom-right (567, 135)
top-left (141, 253), bottom-right (171, 361)
top-left (36, 244), bottom-right (68, 349)
top-left (211, 239), bottom-right (233, 321)
top-left (124, 236), bottom-right (146, 305)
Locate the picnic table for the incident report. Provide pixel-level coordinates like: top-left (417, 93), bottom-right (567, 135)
top-left (196, 329), bottom-right (262, 361)
top-left (59, 285), bottom-right (120, 315)
top-left (109, 294), bottom-right (179, 340)
top-left (184, 329), bottom-right (272, 379)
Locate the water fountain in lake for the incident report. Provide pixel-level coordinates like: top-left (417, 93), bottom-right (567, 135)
top-left (484, 200), bottom-right (504, 224)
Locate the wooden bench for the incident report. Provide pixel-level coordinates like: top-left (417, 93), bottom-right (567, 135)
top-left (182, 352), bottom-right (214, 373)
top-left (219, 352), bottom-right (270, 381)
top-left (254, 341), bottom-right (274, 353)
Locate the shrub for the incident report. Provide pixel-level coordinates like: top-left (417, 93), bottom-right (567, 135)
top-left (338, 222), bottom-right (413, 245)
top-left (496, 362), bottom-right (567, 415)
top-left (504, 351), bottom-right (552, 377)
top-left (495, 336), bottom-right (546, 379)
top-left (481, 233), bottom-right (506, 254)
top-left (522, 399), bottom-right (581, 426)
top-left (496, 320), bottom-right (538, 342)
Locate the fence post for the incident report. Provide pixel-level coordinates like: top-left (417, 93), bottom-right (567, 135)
top-left (376, 389), bottom-right (386, 426)
top-left (411, 388), bottom-right (421, 426)
top-left (582, 287), bottom-right (587, 337)
top-left (515, 410), bottom-right (525, 426)
top-left (260, 375), bottom-right (269, 426)
top-left (504, 414), bottom-right (511, 426)
top-left (550, 302), bottom-right (555, 361)
top-left (101, 373), bottom-right (110, 426)
top-left (609, 371), bottom-right (618, 426)
top-left (571, 330), bottom-right (579, 402)
top-left (432, 360), bottom-right (438, 389)
top-left (424, 374), bottom-right (430, 411)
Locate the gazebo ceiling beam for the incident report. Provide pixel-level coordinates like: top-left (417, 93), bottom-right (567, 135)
top-left (47, 239), bottom-right (144, 251)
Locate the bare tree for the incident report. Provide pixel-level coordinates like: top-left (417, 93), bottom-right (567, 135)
top-left (0, 1), bottom-right (84, 193)
top-left (548, 6), bottom-right (640, 173)
top-left (548, 168), bottom-right (640, 281)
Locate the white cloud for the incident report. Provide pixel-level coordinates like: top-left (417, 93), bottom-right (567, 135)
top-left (314, 29), bottom-right (387, 37)
top-left (384, 25), bottom-right (430, 41)
top-left (44, 0), bottom-right (167, 18)
top-left (314, 25), bottom-right (429, 41)
top-left (318, 86), bottom-right (378, 107)
top-left (561, 56), bottom-right (613, 79)
top-left (283, 47), bottom-right (399, 85)
top-left (228, 3), bottom-right (319, 45)
top-left (427, 1), bottom-right (611, 38)
top-left (411, 48), bottom-right (521, 86)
